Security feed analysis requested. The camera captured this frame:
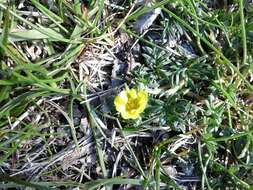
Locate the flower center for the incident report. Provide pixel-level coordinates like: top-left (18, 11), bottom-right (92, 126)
top-left (126, 99), bottom-right (139, 111)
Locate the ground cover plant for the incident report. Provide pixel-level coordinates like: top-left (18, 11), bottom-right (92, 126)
top-left (0, 0), bottom-right (253, 189)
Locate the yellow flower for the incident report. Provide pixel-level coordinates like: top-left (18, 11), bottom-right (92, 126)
top-left (114, 88), bottom-right (148, 119)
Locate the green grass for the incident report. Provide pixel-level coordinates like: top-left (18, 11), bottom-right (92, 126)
top-left (0, 0), bottom-right (253, 189)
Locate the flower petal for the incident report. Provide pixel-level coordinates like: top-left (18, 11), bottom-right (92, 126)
top-left (129, 110), bottom-right (141, 119)
top-left (127, 89), bottom-right (138, 99)
top-left (114, 88), bottom-right (148, 120)
top-left (121, 110), bottom-right (132, 119)
top-left (114, 91), bottom-right (128, 112)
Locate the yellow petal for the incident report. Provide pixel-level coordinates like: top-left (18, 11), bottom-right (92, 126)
top-left (131, 113), bottom-right (141, 119)
top-left (127, 89), bottom-right (138, 99)
top-left (129, 110), bottom-right (141, 119)
top-left (138, 90), bottom-right (148, 101)
top-left (114, 91), bottom-right (128, 112)
top-left (123, 110), bottom-right (140, 119)
top-left (114, 88), bottom-right (148, 120)
top-left (118, 91), bottom-right (128, 103)
top-left (121, 110), bottom-right (131, 119)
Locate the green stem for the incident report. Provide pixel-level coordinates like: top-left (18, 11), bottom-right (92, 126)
top-left (83, 81), bottom-right (108, 179)
top-left (239, 0), bottom-right (247, 66)
top-left (198, 141), bottom-right (212, 190)
top-left (235, 0), bottom-right (249, 88)
top-left (184, 0), bottom-right (205, 54)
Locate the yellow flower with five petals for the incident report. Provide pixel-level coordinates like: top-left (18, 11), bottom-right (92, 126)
top-left (114, 88), bottom-right (148, 119)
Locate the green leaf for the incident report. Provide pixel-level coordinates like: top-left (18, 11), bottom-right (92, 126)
top-left (0, 7), bottom-right (11, 59)
top-left (0, 175), bottom-right (53, 190)
top-left (0, 3), bottom-right (74, 43)
top-left (82, 178), bottom-right (143, 190)
top-left (0, 86), bottom-right (11, 102)
top-left (0, 29), bottom-right (63, 42)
